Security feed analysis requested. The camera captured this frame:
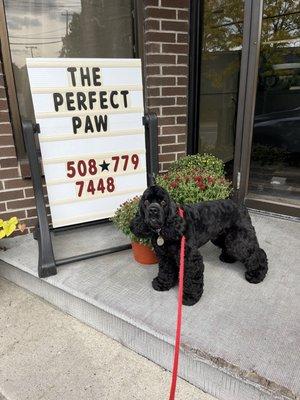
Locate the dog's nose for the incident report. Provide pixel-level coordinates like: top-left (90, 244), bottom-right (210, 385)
top-left (149, 206), bottom-right (159, 217)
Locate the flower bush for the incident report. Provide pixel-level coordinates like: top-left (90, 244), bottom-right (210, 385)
top-left (156, 153), bottom-right (232, 204)
top-left (111, 196), bottom-right (152, 248)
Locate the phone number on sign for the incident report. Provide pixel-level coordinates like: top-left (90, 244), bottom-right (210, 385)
top-left (66, 154), bottom-right (140, 178)
top-left (66, 154), bottom-right (140, 198)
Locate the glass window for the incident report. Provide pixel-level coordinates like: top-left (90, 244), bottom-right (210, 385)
top-left (198, 0), bottom-right (244, 179)
top-left (248, 2), bottom-right (300, 207)
top-left (3, 0), bottom-right (135, 156)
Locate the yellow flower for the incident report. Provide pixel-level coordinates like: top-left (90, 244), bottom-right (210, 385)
top-left (0, 217), bottom-right (19, 238)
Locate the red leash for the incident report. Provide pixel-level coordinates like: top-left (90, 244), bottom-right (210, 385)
top-left (169, 207), bottom-right (186, 400)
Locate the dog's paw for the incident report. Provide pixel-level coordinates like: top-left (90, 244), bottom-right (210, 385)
top-left (245, 268), bottom-right (267, 284)
top-left (219, 252), bottom-right (236, 264)
top-left (152, 277), bottom-right (173, 291)
top-left (182, 290), bottom-right (203, 306)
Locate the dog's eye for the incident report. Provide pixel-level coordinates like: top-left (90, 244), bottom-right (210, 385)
top-left (161, 200), bottom-right (166, 207)
top-left (144, 200), bottom-right (150, 207)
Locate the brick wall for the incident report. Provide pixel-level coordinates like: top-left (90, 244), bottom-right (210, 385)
top-left (0, 59), bottom-right (38, 235)
top-left (144, 0), bottom-right (189, 172)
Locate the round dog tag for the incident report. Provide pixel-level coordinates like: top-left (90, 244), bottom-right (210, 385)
top-left (157, 235), bottom-right (164, 246)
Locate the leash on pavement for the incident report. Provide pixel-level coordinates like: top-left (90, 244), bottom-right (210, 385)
top-left (169, 207), bottom-right (186, 400)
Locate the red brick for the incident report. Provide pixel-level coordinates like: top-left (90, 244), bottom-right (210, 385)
top-left (25, 188), bottom-right (34, 197)
top-left (161, 0), bottom-right (189, 8)
top-left (0, 99), bottom-right (8, 110)
top-left (146, 43), bottom-right (161, 53)
top-left (0, 210), bottom-right (26, 220)
top-left (0, 202), bottom-right (6, 211)
top-left (147, 87), bottom-right (160, 96)
top-left (0, 123), bottom-right (12, 135)
top-left (146, 8), bottom-right (176, 19)
top-left (178, 10), bottom-right (189, 20)
top-left (162, 65), bottom-right (188, 75)
top-left (177, 33), bottom-right (188, 43)
top-left (146, 66), bottom-right (160, 75)
top-left (147, 76), bottom-right (176, 86)
top-left (145, 32), bottom-right (175, 43)
top-left (162, 125), bottom-right (186, 135)
top-left (177, 96), bottom-right (187, 105)
top-left (161, 21), bottom-right (188, 32)
top-left (162, 43), bottom-right (188, 54)
top-left (161, 143), bottom-right (186, 153)
top-left (148, 97), bottom-right (175, 106)
top-left (7, 198), bottom-right (36, 210)
top-left (0, 157), bottom-right (18, 168)
top-left (177, 116), bottom-right (187, 124)
top-left (24, 217), bottom-right (38, 228)
top-left (0, 111), bottom-right (9, 123)
top-left (162, 86), bottom-right (186, 96)
top-left (0, 88), bottom-right (6, 98)
top-left (27, 208), bottom-right (37, 218)
top-left (177, 152), bottom-right (186, 159)
top-left (177, 77), bottom-right (188, 85)
top-left (158, 135), bottom-right (176, 144)
top-left (0, 189), bottom-right (24, 201)
top-left (5, 178), bottom-right (33, 189)
top-left (0, 146), bottom-right (16, 157)
top-left (146, 54), bottom-right (176, 64)
top-left (162, 106), bottom-right (186, 115)
top-left (145, 19), bottom-right (160, 30)
top-left (0, 135), bottom-right (14, 146)
top-left (161, 162), bottom-right (173, 171)
top-left (148, 106), bottom-right (161, 116)
top-left (159, 153), bottom-right (176, 162)
top-left (177, 134), bottom-right (186, 143)
top-left (177, 55), bottom-right (188, 64)
top-left (0, 168), bottom-right (19, 179)
top-left (157, 116), bottom-right (176, 125)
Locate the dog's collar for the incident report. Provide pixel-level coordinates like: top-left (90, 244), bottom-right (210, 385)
top-left (177, 207), bottom-right (185, 219)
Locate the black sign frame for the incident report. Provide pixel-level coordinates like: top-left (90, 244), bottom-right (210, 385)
top-left (23, 114), bottom-right (158, 278)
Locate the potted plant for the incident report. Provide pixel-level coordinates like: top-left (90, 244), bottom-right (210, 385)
top-left (112, 196), bottom-right (158, 265)
top-left (156, 153), bottom-right (232, 204)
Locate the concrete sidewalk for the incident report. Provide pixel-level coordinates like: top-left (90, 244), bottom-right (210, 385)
top-left (0, 278), bottom-right (215, 400)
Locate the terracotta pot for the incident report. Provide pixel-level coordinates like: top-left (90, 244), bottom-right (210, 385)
top-left (131, 242), bottom-right (158, 265)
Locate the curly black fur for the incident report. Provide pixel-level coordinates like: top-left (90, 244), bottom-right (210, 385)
top-left (130, 185), bottom-right (268, 306)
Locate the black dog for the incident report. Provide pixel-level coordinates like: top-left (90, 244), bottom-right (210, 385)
top-left (130, 185), bottom-right (268, 306)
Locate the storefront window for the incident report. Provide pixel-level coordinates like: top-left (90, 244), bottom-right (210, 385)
top-left (198, 0), bottom-right (244, 178)
top-left (248, 2), bottom-right (300, 207)
top-left (3, 0), bottom-right (135, 156)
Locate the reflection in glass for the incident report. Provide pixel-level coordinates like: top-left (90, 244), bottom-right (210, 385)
top-left (249, 1), bottom-right (300, 206)
top-left (198, 0), bottom-right (244, 178)
top-left (4, 0), bottom-right (134, 141)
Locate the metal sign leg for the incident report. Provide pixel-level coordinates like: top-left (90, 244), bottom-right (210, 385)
top-left (22, 120), bottom-right (57, 278)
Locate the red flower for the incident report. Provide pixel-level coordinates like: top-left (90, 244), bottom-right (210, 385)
top-left (207, 176), bottom-right (215, 184)
top-left (170, 181), bottom-right (178, 188)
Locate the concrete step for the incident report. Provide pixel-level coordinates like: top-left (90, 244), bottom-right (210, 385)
top-left (0, 216), bottom-right (299, 400)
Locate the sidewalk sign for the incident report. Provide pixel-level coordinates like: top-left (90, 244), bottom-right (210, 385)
top-left (24, 58), bottom-right (158, 277)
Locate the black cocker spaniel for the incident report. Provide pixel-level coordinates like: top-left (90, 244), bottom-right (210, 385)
top-left (130, 185), bottom-right (268, 306)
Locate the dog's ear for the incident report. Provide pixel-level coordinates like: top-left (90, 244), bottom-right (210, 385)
top-left (163, 199), bottom-right (186, 240)
top-left (130, 197), bottom-right (152, 239)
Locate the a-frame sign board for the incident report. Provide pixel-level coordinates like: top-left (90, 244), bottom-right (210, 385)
top-left (25, 58), bottom-right (158, 278)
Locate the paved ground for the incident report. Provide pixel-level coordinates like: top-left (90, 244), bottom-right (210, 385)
top-left (0, 278), bottom-right (216, 400)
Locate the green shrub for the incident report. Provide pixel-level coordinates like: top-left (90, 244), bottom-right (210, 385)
top-left (156, 153), bottom-right (232, 204)
top-left (169, 153), bottom-right (225, 177)
top-left (111, 196), bottom-right (152, 248)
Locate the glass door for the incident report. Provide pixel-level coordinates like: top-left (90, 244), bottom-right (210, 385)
top-left (247, 1), bottom-right (300, 209)
top-left (197, 0), bottom-right (245, 180)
